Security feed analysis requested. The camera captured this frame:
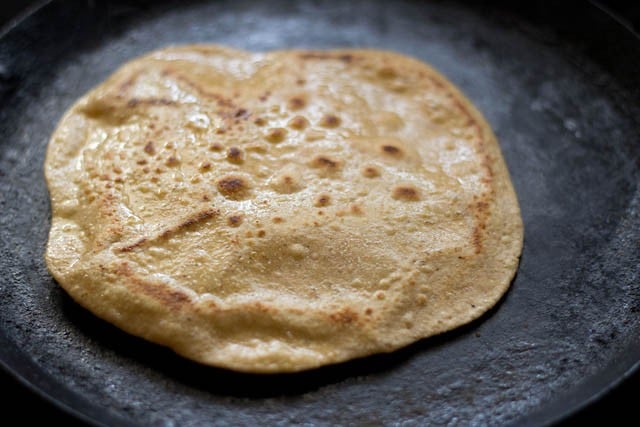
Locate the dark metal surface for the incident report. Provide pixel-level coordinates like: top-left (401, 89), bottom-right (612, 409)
top-left (1, 1), bottom-right (639, 425)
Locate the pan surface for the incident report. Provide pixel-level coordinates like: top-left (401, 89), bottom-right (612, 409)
top-left (0, 0), bottom-right (638, 425)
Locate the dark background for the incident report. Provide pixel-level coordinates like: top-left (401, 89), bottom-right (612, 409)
top-left (0, 1), bottom-right (637, 425)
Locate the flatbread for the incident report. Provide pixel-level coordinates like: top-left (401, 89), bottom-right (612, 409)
top-left (45, 45), bottom-right (523, 373)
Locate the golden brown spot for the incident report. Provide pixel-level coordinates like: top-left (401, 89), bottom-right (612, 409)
top-left (257, 229), bottom-right (266, 238)
top-left (288, 115), bottom-right (309, 130)
top-left (226, 146), bottom-right (244, 163)
top-left (392, 185), bottom-right (421, 201)
top-left (155, 167), bottom-right (164, 174)
top-left (314, 193), bottom-right (331, 207)
top-left (319, 113), bottom-right (341, 128)
top-left (377, 66), bottom-right (397, 79)
top-left (288, 95), bottom-right (306, 110)
top-left (144, 141), bottom-right (156, 155)
top-left (271, 169), bottom-right (303, 194)
top-left (365, 308), bottom-right (373, 315)
top-left (142, 167), bottom-right (150, 174)
top-left (216, 175), bottom-right (250, 199)
top-left (272, 217), bottom-right (284, 224)
top-left (296, 78), bottom-right (306, 86)
top-left (265, 127), bottom-right (287, 143)
top-left (227, 215), bottom-right (243, 227)
top-left (254, 117), bottom-right (267, 126)
top-left (215, 128), bottom-right (227, 135)
top-left (202, 194), bottom-right (211, 201)
top-left (210, 143), bottom-right (223, 151)
top-left (166, 155), bottom-right (180, 167)
top-left (199, 162), bottom-right (212, 171)
top-left (136, 159), bottom-right (147, 165)
top-left (471, 199), bottom-right (491, 254)
top-left (309, 155), bottom-right (341, 170)
top-left (329, 308), bottom-right (358, 324)
top-left (350, 204), bottom-right (364, 216)
top-left (362, 165), bottom-right (381, 178)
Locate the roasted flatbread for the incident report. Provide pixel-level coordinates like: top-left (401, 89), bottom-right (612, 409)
top-left (45, 45), bottom-right (523, 373)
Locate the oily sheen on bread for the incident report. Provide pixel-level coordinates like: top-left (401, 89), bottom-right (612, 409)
top-left (45, 45), bottom-right (523, 373)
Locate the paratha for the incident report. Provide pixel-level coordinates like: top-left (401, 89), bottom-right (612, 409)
top-left (45, 45), bottom-right (523, 373)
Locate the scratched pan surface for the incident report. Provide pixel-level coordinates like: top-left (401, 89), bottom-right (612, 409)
top-left (0, 0), bottom-right (639, 425)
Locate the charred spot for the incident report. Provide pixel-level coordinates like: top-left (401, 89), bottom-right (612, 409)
top-left (380, 144), bottom-right (404, 158)
top-left (173, 209), bottom-right (219, 232)
top-left (288, 96), bottom-right (306, 110)
top-left (299, 52), bottom-right (354, 63)
top-left (216, 175), bottom-right (250, 199)
top-left (144, 141), bottom-right (156, 155)
top-left (118, 238), bottom-right (147, 253)
top-left (288, 115), bottom-right (309, 130)
top-left (392, 185), bottom-right (421, 201)
top-left (299, 52), bottom-right (332, 60)
top-left (314, 193), bottom-right (331, 207)
top-left (258, 91), bottom-right (271, 102)
top-left (226, 146), bottom-right (244, 163)
top-left (227, 214), bottom-right (244, 227)
top-left (361, 165), bottom-right (381, 178)
top-left (234, 108), bottom-right (250, 119)
top-left (127, 98), bottom-right (176, 108)
top-left (265, 127), bottom-right (287, 143)
top-left (319, 113), bottom-right (341, 128)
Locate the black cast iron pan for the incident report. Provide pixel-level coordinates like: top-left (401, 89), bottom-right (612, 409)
top-left (1, 1), bottom-right (639, 425)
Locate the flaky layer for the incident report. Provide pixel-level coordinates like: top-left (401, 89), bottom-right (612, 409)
top-left (45, 45), bottom-right (523, 372)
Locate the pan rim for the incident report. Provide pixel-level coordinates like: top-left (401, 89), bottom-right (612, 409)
top-left (0, 0), bottom-right (638, 425)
